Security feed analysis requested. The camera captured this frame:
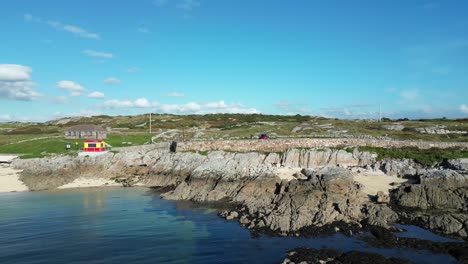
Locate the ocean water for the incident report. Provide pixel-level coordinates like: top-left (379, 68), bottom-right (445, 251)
top-left (0, 187), bottom-right (460, 264)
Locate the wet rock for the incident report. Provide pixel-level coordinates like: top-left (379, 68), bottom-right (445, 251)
top-left (226, 211), bottom-right (239, 220)
top-left (364, 204), bottom-right (399, 227)
top-left (281, 248), bottom-right (412, 264)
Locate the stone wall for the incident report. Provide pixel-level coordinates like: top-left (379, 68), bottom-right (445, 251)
top-left (177, 138), bottom-right (468, 153)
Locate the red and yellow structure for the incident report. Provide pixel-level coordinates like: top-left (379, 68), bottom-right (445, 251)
top-left (83, 139), bottom-right (107, 152)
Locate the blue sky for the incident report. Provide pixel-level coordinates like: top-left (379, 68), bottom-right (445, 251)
top-left (0, 0), bottom-right (467, 121)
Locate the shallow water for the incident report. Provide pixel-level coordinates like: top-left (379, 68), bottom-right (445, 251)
top-left (0, 187), bottom-right (460, 264)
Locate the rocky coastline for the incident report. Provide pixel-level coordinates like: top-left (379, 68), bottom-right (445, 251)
top-left (11, 144), bottom-right (468, 263)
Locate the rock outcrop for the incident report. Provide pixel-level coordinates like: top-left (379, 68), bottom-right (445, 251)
top-left (448, 158), bottom-right (468, 171)
top-left (280, 148), bottom-right (376, 168)
top-left (378, 159), bottom-right (419, 178)
top-left (234, 167), bottom-right (364, 232)
top-left (391, 169), bottom-right (468, 237)
top-left (381, 124), bottom-right (405, 131)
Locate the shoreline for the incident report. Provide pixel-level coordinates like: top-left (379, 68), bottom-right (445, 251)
top-left (0, 155), bottom-right (28, 192)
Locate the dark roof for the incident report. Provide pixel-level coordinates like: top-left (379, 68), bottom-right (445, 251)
top-left (65, 124), bottom-right (106, 132)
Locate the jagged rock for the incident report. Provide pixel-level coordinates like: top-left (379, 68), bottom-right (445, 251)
top-left (419, 169), bottom-right (468, 189)
top-left (281, 149), bottom-right (376, 169)
top-left (240, 167), bottom-right (363, 232)
top-left (226, 211), bottom-right (239, 220)
top-left (380, 159), bottom-right (418, 177)
top-left (239, 215), bottom-right (250, 225)
top-left (381, 124), bottom-right (405, 131)
top-left (391, 169), bottom-right (468, 237)
top-left (364, 204), bottom-right (398, 227)
top-left (447, 159), bottom-right (468, 171)
top-left (376, 191), bottom-right (390, 203)
top-left (400, 212), bottom-right (468, 238)
top-left (264, 152), bottom-right (281, 166)
top-left (293, 172), bottom-right (308, 180)
top-left (392, 183), bottom-right (467, 211)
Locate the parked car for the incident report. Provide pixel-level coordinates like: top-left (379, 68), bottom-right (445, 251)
top-left (259, 134), bottom-right (269, 140)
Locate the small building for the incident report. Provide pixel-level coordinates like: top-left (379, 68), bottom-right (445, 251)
top-left (65, 124), bottom-right (107, 139)
top-left (83, 140), bottom-right (107, 152)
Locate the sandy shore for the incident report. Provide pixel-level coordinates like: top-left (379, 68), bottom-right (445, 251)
top-left (58, 177), bottom-right (121, 189)
top-left (0, 164), bottom-right (28, 192)
top-left (354, 169), bottom-right (407, 196)
top-left (275, 166), bottom-right (407, 198)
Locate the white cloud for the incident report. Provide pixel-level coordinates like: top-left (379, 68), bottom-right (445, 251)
top-left (0, 64), bottom-right (41, 101)
top-left (134, 98), bottom-right (152, 108)
top-left (24, 14), bottom-right (100, 39)
top-left (0, 114), bottom-right (12, 121)
top-left (102, 99), bottom-right (134, 108)
top-left (155, 101), bottom-right (257, 114)
top-left (0, 64), bottom-right (31, 81)
top-left (63, 25), bottom-right (99, 39)
top-left (88, 91), bottom-right (105, 99)
top-left (138, 27), bottom-right (151, 34)
top-left (400, 89), bottom-right (420, 100)
top-left (100, 98), bottom-right (257, 114)
top-left (460, 104), bottom-right (468, 114)
top-left (165, 92), bottom-right (185, 97)
top-left (176, 0), bottom-right (200, 10)
top-left (83, 50), bottom-right (114, 59)
top-left (103, 77), bottom-right (121, 84)
top-left (57, 80), bottom-right (85, 96)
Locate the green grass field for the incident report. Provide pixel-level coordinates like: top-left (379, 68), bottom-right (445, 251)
top-left (0, 134), bottom-right (152, 159)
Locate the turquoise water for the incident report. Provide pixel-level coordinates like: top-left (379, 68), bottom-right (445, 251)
top-left (0, 187), bottom-right (460, 264)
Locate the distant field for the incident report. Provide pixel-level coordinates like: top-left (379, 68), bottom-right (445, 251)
top-left (0, 114), bottom-right (466, 158)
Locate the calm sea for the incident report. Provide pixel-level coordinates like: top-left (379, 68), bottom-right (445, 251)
top-left (0, 187), bottom-right (460, 263)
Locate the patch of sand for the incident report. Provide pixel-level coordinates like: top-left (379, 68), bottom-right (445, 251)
top-left (58, 178), bottom-right (121, 189)
top-left (354, 170), bottom-right (407, 196)
top-left (0, 164), bottom-right (28, 192)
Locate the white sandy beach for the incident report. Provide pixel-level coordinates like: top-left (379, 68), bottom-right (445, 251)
top-left (58, 177), bottom-right (121, 189)
top-left (275, 165), bottom-right (407, 198)
top-left (354, 169), bottom-right (407, 196)
top-left (0, 155), bottom-right (29, 192)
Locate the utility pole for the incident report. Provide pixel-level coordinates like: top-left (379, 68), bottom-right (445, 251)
top-left (379, 104), bottom-right (382, 122)
top-left (149, 112), bottom-right (152, 141)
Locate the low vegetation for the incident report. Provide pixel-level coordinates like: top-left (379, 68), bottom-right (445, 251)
top-left (359, 146), bottom-right (468, 166)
